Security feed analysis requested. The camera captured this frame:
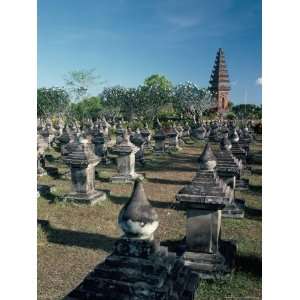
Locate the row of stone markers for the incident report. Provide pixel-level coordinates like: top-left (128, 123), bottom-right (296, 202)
top-left (37, 118), bottom-right (257, 299)
top-left (63, 143), bottom-right (245, 299)
top-left (37, 117), bottom-right (253, 208)
top-left (37, 117), bottom-right (253, 165)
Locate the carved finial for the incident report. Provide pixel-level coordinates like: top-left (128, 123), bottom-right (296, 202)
top-left (118, 180), bottom-right (159, 240)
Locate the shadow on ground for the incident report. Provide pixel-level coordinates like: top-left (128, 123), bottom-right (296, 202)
top-left (146, 177), bottom-right (191, 186)
top-left (249, 184), bottom-right (262, 194)
top-left (236, 254), bottom-right (262, 278)
top-left (245, 206), bottom-right (262, 221)
top-left (38, 219), bottom-right (116, 252)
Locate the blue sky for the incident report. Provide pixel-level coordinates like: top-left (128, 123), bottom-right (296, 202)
top-left (38, 0), bottom-right (262, 105)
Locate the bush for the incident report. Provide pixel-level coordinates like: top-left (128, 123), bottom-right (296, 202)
top-left (226, 112), bottom-right (237, 120)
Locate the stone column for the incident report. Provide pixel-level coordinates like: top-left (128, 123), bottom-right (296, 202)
top-left (92, 126), bottom-right (110, 164)
top-left (111, 132), bottom-right (143, 183)
top-left (176, 143), bottom-right (236, 279)
top-left (115, 121), bottom-right (125, 145)
top-left (37, 134), bottom-right (48, 176)
top-left (64, 180), bottom-right (200, 300)
top-left (140, 123), bottom-right (153, 151)
top-left (63, 136), bottom-right (107, 205)
top-left (153, 128), bottom-right (166, 154)
top-left (130, 128), bottom-right (146, 165)
top-left (167, 124), bottom-right (182, 151)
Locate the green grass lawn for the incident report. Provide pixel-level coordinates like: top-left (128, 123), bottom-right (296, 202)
top-left (38, 140), bottom-right (261, 300)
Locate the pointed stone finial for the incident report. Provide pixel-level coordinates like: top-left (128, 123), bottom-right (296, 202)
top-left (198, 143), bottom-right (217, 171)
top-left (118, 179), bottom-right (159, 240)
top-left (220, 133), bottom-right (232, 151)
top-left (231, 129), bottom-right (239, 142)
top-left (156, 118), bottom-right (162, 128)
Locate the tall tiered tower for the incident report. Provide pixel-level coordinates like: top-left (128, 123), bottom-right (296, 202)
top-left (209, 48), bottom-right (230, 114)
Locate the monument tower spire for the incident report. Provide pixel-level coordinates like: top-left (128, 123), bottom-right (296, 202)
top-left (209, 48), bottom-right (231, 114)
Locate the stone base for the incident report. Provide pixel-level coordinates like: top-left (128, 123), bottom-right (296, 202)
top-left (64, 190), bottom-right (107, 205)
top-left (37, 184), bottom-right (55, 195)
top-left (181, 240), bottom-right (236, 280)
top-left (101, 157), bottom-right (111, 165)
top-left (144, 144), bottom-right (153, 152)
top-left (168, 146), bottom-right (182, 152)
top-left (37, 167), bottom-right (47, 177)
top-left (234, 179), bottom-right (249, 191)
top-left (154, 150), bottom-right (165, 155)
top-left (45, 166), bottom-right (59, 177)
top-left (222, 198), bottom-right (245, 219)
top-left (65, 237), bottom-right (200, 300)
top-left (111, 173), bottom-right (144, 183)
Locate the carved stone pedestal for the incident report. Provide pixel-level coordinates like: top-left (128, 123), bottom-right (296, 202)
top-left (183, 239), bottom-right (236, 280)
top-left (111, 132), bottom-right (143, 183)
top-left (167, 125), bottom-right (182, 152)
top-left (63, 137), bottom-right (107, 205)
top-left (64, 180), bottom-right (200, 300)
top-left (153, 128), bottom-right (166, 155)
top-left (175, 143), bottom-right (236, 279)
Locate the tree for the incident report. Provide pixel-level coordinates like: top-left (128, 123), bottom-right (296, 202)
top-left (102, 86), bottom-right (140, 121)
top-left (138, 74), bottom-right (174, 121)
top-left (70, 96), bottom-right (103, 121)
top-left (232, 104), bottom-right (262, 119)
top-left (64, 69), bottom-right (104, 102)
top-left (174, 82), bottom-right (214, 121)
top-left (37, 87), bottom-right (70, 119)
top-left (143, 74), bottom-right (172, 90)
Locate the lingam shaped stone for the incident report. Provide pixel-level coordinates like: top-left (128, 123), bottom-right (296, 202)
top-left (230, 129), bottom-right (240, 143)
top-left (220, 133), bottom-right (232, 151)
top-left (118, 180), bottom-right (159, 240)
top-left (62, 134), bottom-right (107, 205)
top-left (198, 143), bottom-right (217, 171)
top-left (111, 131), bottom-right (143, 182)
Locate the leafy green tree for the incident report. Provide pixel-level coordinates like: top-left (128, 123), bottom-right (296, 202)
top-left (64, 69), bottom-right (104, 102)
top-left (138, 74), bottom-right (174, 121)
top-left (174, 82), bottom-right (213, 121)
top-left (143, 74), bottom-right (172, 90)
top-left (232, 104), bottom-right (262, 119)
top-left (37, 87), bottom-right (70, 119)
top-left (70, 96), bottom-right (103, 121)
top-left (102, 86), bottom-right (140, 121)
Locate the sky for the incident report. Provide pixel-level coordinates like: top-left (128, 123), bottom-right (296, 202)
top-left (38, 0), bottom-right (262, 105)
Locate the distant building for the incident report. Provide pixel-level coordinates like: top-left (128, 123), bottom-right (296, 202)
top-left (209, 48), bottom-right (230, 114)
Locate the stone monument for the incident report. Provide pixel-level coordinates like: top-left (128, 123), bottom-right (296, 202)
top-left (62, 135), bottom-right (107, 205)
top-left (91, 125), bottom-right (110, 164)
top-left (140, 123), bottom-right (153, 151)
top-left (111, 131), bottom-right (143, 183)
top-left (153, 127), bottom-right (166, 155)
top-left (176, 143), bottom-right (236, 278)
top-left (64, 180), bottom-right (199, 300)
top-left (130, 128), bottom-right (146, 165)
top-left (37, 134), bottom-right (48, 176)
top-left (167, 123), bottom-right (182, 151)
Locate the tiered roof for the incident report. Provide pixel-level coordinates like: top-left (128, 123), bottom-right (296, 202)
top-left (209, 48), bottom-right (230, 92)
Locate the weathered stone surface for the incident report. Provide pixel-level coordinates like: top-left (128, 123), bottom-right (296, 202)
top-left (64, 181), bottom-right (199, 300)
top-left (37, 134), bottom-right (48, 176)
top-left (167, 124), bottom-right (181, 151)
top-left (175, 143), bottom-right (236, 278)
top-left (140, 123), bottom-right (153, 151)
top-left (111, 132), bottom-right (143, 183)
top-left (131, 129), bottom-right (146, 165)
top-left (153, 128), bottom-right (166, 155)
top-left (63, 136), bottom-right (107, 205)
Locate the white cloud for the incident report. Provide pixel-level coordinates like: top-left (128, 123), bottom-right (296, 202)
top-left (256, 77), bottom-right (262, 86)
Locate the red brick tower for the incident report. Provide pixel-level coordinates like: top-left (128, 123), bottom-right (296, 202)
top-left (209, 48), bottom-right (230, 114)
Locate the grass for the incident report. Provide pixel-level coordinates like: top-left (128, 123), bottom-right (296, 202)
top-left (37, 140), bottom-right (261, 300)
